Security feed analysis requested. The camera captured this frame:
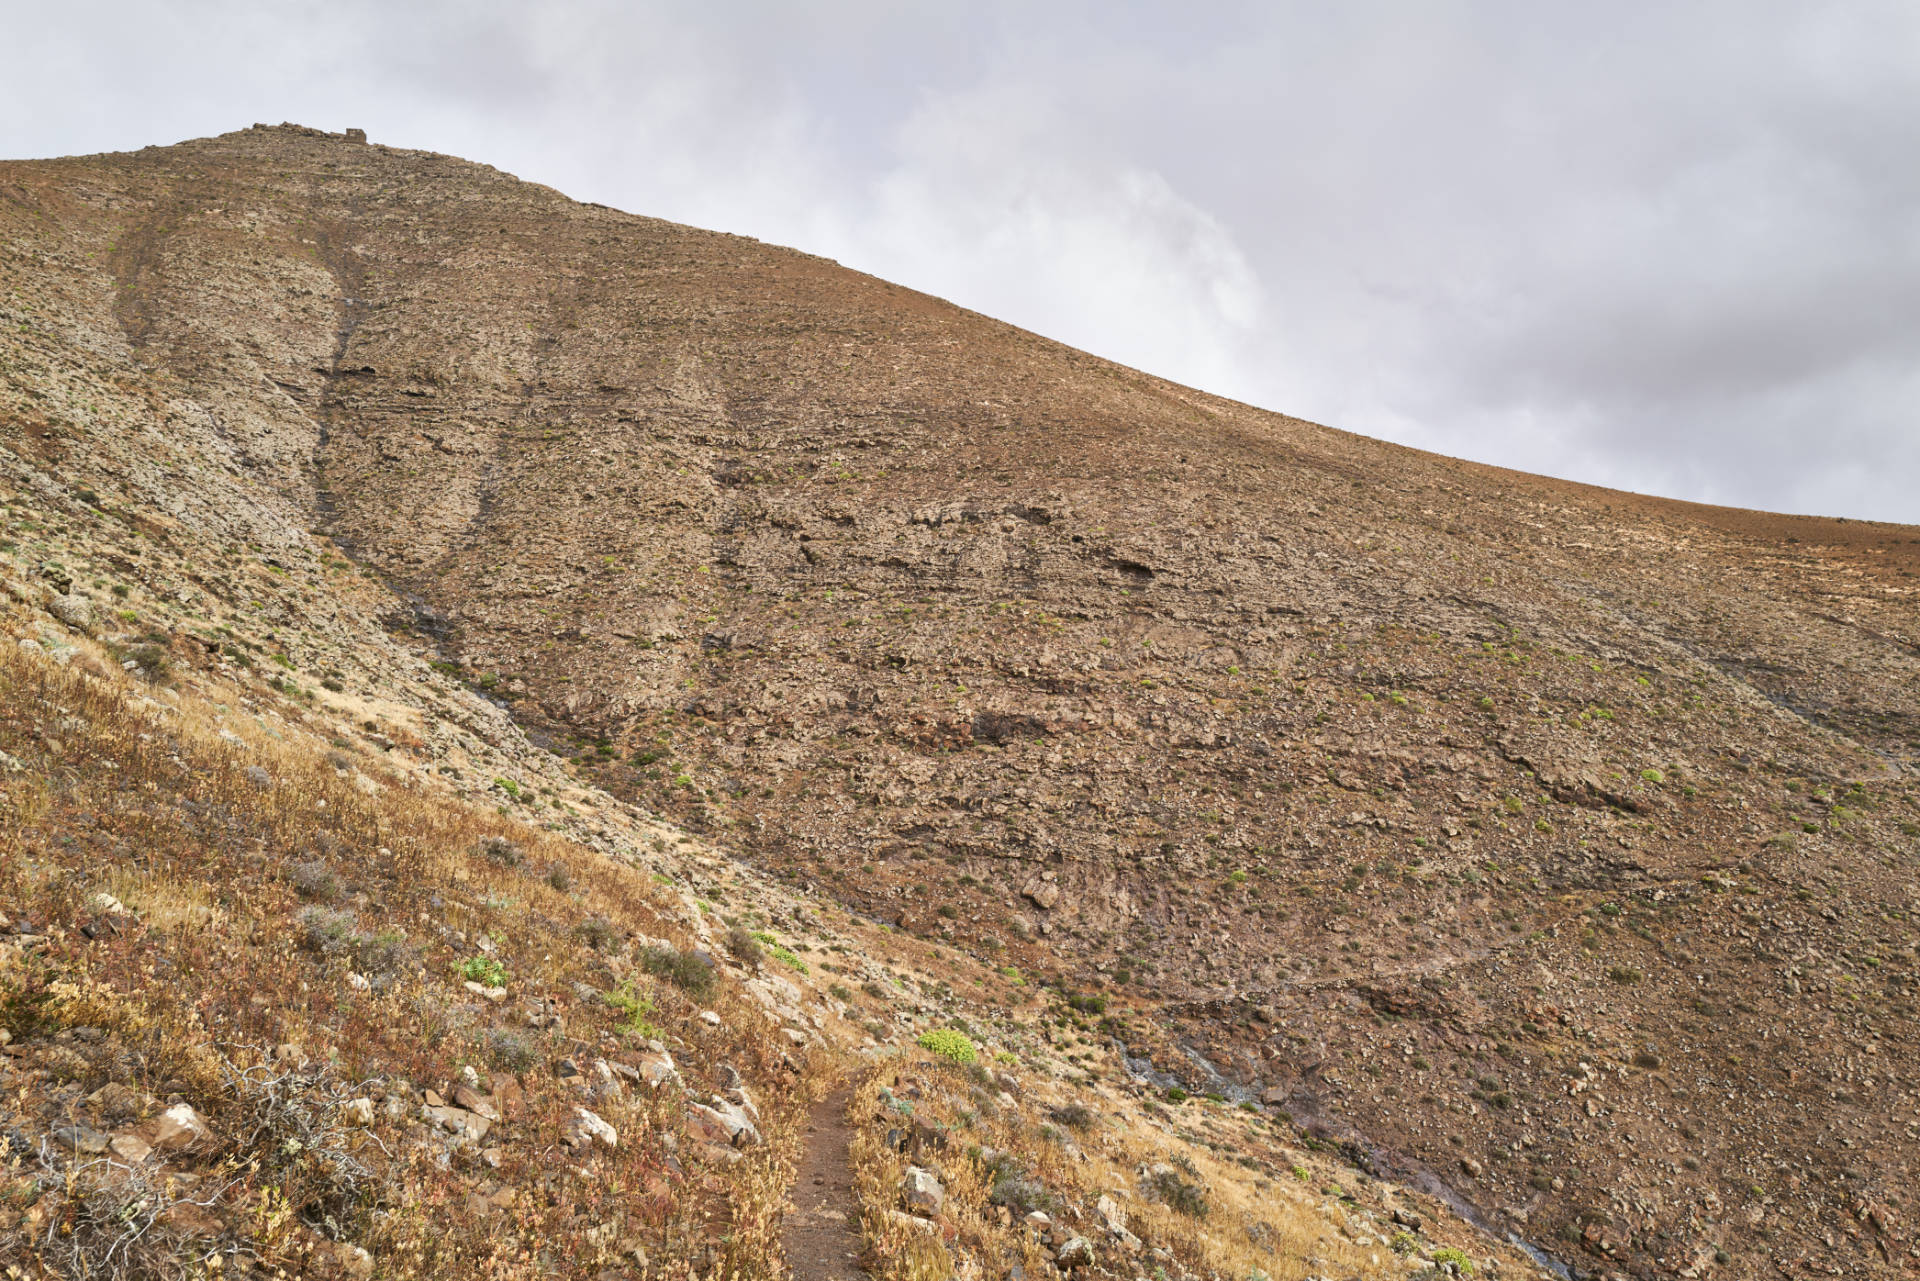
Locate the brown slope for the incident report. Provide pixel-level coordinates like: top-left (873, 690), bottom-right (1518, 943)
top-left (4, 122), bottom-right (1919, 1279)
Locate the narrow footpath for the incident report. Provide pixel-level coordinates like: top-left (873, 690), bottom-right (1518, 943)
top-left (781, 1086), bottom-right (870, 1280)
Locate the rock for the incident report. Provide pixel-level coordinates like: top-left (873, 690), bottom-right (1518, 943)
top-left (1022, 876), bottom-right (1061, 911)
top-left (48, 593), bottom-right (94, 631)
top-left (902, 1165), bottom-right (945, 1214)
top-left (698, 1009), bottom-right (722, 1027)
top-left (109, 1133), bottom-right (152, 1163)
top-left (244, 765), bottom-right (272, 789)
top-left (54, 1124), bottom-right (109, 1154)
top-left (636, 1049), bottom-right (679, 1088)
top-left (347, 971), bottom-right (371, 991)
top-left (1459, 1156), bottom-right (1484, 1179)
top-left (149, 1103), bottom-right (212, 1152)
top-left (464, 980), bottom-right (507, 1001)
top-left (89, 893), bottom-right (129, 917)
top-left (570, 1106), bottom-right (618, 1150)
top-left (1055, 1236), bottom-right (1095, 1268)
top-left (87, 1081), bottom-right (146, 1119)
top-left (886, 1208), bottom-right (939, 1236)
top-left (453, 1084), bottom-right (501, 1121)
top-left (709, 1098), bottom-right (762, 1146)
top-left (1391, 1207), bottom-right (1424, 1231)
top-left (1095, 1193), bottom-right (1128, 1234)
top-left (1024, 1211), bottom-right (1053, 1232)
top-left (342, 1097), bottom-right (376, 1126)
top-left (425, 1104), bottom-right (491, 1142)
top-left (685, 1100), bottom-right (759, 1148)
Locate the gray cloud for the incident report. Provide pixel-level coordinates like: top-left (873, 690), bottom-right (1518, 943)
top-left (9, 0), bottom-right (1917, 520)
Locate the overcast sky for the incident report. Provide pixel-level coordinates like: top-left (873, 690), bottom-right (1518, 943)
top-left (8, 1), bottom-right (1918, 522)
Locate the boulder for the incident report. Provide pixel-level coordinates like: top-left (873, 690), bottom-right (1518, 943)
top-left (149, 1103), bottom-right (212, 1152)
top-left (635, 1049), bottom-right (679, 1089)
top-left (425, 1104), bottom-right (491, 1142)
top-left (902, 1166), bottom-right (945, 1215)
top-left (1055, 1236), bottom-right (1094, 1269)
top-left (47, 593), bottom-right (93, 632)
top-left (684, 1102), bottom-right (735, 1147)
top-left (54, 1124), bottom-right (109, 1154)
top-left (1021, 876), bottom-right (1061, 911)
top-left (109, 1133), bottom-right (152, 1163)
top-left (570, 1106), bottom-right (618, 1150)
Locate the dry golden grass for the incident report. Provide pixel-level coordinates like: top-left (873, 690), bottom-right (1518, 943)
top-left (839, 1044), bottom-right (1513, 1281)
top-left (0, 633), bottom-right (826, 1278)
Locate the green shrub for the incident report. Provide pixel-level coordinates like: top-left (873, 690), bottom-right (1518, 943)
top-left (767, 944), bottom-right (809, 974)
top-left (459, 955), bottom-right (507, 987)
top-left (916, 1028), bottom-right (977, 1063)
top-left (1432, 1246), bottom-right (1474, 1273)
top-left (605, 981), bottom-right (661, 1037)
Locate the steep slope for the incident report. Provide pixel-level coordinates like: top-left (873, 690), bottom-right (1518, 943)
top-left (4, 123), bottom-right (1919, 1279)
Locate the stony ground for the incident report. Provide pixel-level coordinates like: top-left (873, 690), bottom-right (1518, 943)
top-left (2, 122), bottom-right (1917, 1279)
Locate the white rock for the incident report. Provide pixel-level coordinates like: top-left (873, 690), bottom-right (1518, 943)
top-left (150, 1103), bottom-right (212, 1151)
top-left (902, 1166), bottom-right (945, 1214)
top-left (698, 1009), bottom-right (722, 1027)
top-left (572, 1106), bottom-right (618, 1150)
top-left (342, 1098), bottom-right (376, 1126)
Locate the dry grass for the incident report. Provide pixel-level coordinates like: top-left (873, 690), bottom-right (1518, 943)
top-left (0, 635), bottom-right (824, 1278)
top-left (840, 1044), bottom-right (1491, 1281)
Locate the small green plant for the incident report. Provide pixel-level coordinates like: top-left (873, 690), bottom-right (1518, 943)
top-left (1431, 1246), bottom-right (1474, 1273)
top-left (458, 955), bottom-right (507, 987)
top-left (1641, 768), bottom-right (1664, 784)
top-left (766, 944), bottom-right (809, 974)
top-left (605, 981), bottom-right (662, 1037)
top-left (916, 1028), bottom-right (977, 1063)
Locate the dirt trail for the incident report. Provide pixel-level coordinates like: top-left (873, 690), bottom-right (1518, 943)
top-left (782, 1086), bottom-right (870, 1280)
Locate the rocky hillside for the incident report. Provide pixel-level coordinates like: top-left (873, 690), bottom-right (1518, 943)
top-left (3, 122), bottom-right (1919, 1279)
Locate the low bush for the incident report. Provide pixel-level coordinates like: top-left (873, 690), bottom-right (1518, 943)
top-left (640, 944), bottom-right (716, 999)
top-left (916, 1028), bottom-right (976, 1063)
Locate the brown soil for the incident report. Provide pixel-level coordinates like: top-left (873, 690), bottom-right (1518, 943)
top-left (782, 1086), bottom-right (870, 1280)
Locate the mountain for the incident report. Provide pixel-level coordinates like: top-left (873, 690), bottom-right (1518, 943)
top-left (3, 122), bottom-right (1918, 1280)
